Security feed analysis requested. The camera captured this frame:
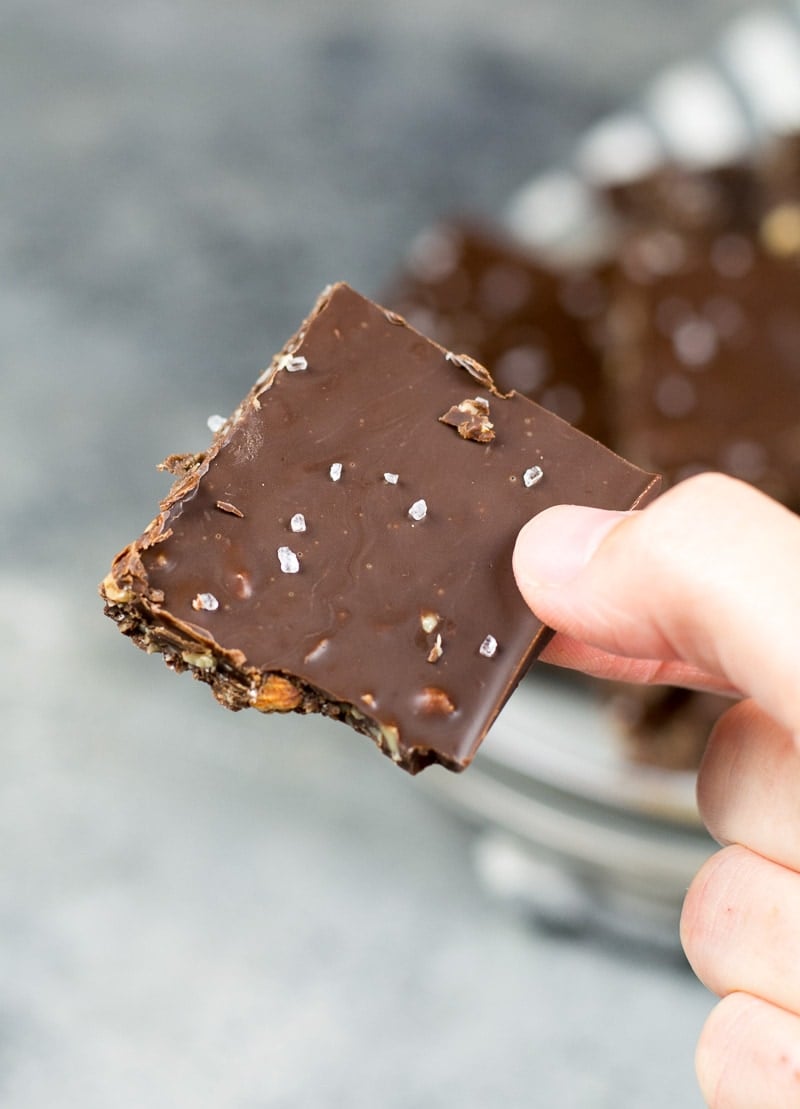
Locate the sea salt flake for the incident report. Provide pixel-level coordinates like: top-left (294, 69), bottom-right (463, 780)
top-left (523, 465), bottom-right (544, 488)
top-left (408, 499), bottom-right (428, 521)
top-left (479, 635), bottom-right (498, 658)
top-left (277, 546), bottom-right (300, 574)
top-left (206, 414), bottom-right (226, 433)
top-left (278, 353), bottom-right (308, 372)
top-left (329, 462), bottom-right (343, 481)
top-left (384, 472), bottom-right (399, 484)
top-left (290, 513), bottom-right (307, 533)
top-left (192, 592), bottom-right (219, 612)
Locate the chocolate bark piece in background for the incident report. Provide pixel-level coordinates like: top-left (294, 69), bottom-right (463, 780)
top-left (100, 283), bottom-right (659, 774)
top-left (607, 684), bottom-right (731, 772)
top-left (604, 160), bottom-right (800, 510)
top-left (600, 148), bottom-right (800, 768)
top-left (602, 161), bottom-right (762, 236)
top-left (761, 132), bottom-right (800, 209)
top-left (383, 219), bottom-right (612, 444)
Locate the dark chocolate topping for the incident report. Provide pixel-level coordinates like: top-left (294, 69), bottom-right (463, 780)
top-left (102, 284), bottom-right (659, 772)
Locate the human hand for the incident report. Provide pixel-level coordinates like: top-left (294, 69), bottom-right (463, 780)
top-left (513, 472), bottom-right (800, 1107)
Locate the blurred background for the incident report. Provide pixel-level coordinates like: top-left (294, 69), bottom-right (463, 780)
top-left (0, 0), bottom-right (778, 1105)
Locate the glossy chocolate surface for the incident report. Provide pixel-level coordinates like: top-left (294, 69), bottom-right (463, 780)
top-left (101, 284), bottom-right (659, 772)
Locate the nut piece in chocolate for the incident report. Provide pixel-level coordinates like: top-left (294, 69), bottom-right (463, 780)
top-left (100, 283), bottom-right (659, 774)
top-left (439, 396), bottom-right (495, 443)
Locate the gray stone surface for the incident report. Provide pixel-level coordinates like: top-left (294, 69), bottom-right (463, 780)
top-left (1, 1), bottom-right (759, 1105)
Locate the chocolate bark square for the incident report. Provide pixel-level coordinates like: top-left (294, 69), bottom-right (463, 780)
top-left (101, 283), bottom-right (659, 773)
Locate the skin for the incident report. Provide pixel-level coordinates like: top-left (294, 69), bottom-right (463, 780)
top-left (512, 472), bottom-right (800, 1108)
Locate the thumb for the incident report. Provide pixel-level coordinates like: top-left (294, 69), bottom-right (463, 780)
top-left (513, 473), bottom-right (800, 738)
